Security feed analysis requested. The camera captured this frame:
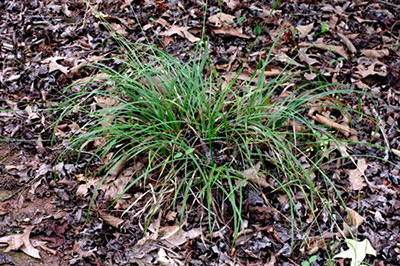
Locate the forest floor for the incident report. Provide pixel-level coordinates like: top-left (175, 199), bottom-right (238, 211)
top-left (0, 0), bottom-right (399, 265)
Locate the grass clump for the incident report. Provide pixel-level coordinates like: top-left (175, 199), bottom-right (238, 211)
top-left (60, 41), bottom-right (358, 244)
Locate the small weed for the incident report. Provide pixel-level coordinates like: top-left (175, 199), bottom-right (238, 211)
top-left (57, 36), bottom-right (367, 246)
top-left (301, 255), bottom-right (317, 266)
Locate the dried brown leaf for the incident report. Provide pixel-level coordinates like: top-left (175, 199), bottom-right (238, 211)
top-left (337, 33), bottom-right (357, 54)
top-left (213, 27), bottom-right (251, 39)
top-left (347, 159), bottom-right (368, 191)
top-left (160, 25), bottom-right (200, 43)
top-left (223, 0), bottom-right (240, 10)
top-left (348, 208), bottom-right (365, 228)
top-left (99, 210), bottom-right (124, 228)
top-left (208, 13), bottom-right (235, 27)
top-left (361, 49), bottom-right (389, 58)
top-left (296, 23), bottom-right (314, 37)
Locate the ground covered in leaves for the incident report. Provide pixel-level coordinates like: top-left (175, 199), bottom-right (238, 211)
top-left (1, 0), bottom-right (400, 265)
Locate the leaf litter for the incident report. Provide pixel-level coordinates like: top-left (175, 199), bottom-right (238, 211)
top-left (0, 0), bottom-right (399, 265)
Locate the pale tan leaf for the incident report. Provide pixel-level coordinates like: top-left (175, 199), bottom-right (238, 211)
top-left (208, 13), bottom-right (235, 27)
top-left (160, 26), bottom-right (200, 43)
top-left (296, 23), bottom-right (314, 37)
top-left (223, 0), bottom-right (240, 10)
top-left (41, 57), bottom-right (69, 74)
top-left (337, 33), bottom-right (357, 54)
top-left (0, 227), bottom-right (40, 259)
top-left (361, 49), bottom-right (389, 58)
top-left (356, 62), bottom-right (387, 78)
top-left (334, 239), bottom-right (376, 266)
top-left (243, 162), bottom-right (270, 188)
top-left (347, 159), bottom-right (368, 191)
top-left (213, 27), bottom-right (251, 39)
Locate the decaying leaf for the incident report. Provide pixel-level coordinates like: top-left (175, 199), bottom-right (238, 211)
top-left (337, 33), bottom-right (357, 54)
top-left (208, 13), bottom-right (235, 27)
top-left (41, 56), bottom-right (69, 74)
top-left (243, 162), bottom-right (270, 188)
top-left (347, 159), bottom-right (368, 191)
top-left (334, 239), bottom-right (376, 266)
top-left (99, 210), bottom-right (124, 228)
top-left (296, 22), bottom-right (314, 37)
top-left (361, 49), bottom-right (389, 58)
top-left (212, 27), bottom-right (251, 39)
top-left (356, 62), bottom-right (387, 78)
top-left (160, 25), bottom-right (200, 43)
top-left (300, 42), bottom-right (348, 59)
top-left (347, 208), bottom-right (365, 228)
top-left (223, 0), bottom-right (240, 10)
top-left (0, 227), bottom-right (41, 259)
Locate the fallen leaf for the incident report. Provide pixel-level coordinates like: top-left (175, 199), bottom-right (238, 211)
top-left (41, 57), bottom-right (69, 74)
top-left (361, 49), bottom-right (389, 58)
top-left (312, 114), bottom-right (357, 137)
top-left (347, 159), bottom-right (368, 191)
top-left (0, 227), bottom-right (41, 259)
top-left (163, 227), bottom-right (202, 247)
top-left (223, 0), bottom-right (240, 10)
top-left (160, 25), bottom-right (200, 43)
top-left (111, 23), bottom-right (128, 36)
top-left (76, 179), bottom-right (98, 198)
top-left (337, 33), bottom-right (357, 54)
top-left (99, 210), bottom-right (124, 228)
top-left (243, 162), bottom-right (270, 188)
top-left (334, 239), bottom-right (376, 266)
top-left (347, 208), bottom-right (365, 228)
top-left (296, 23), bottom-right (314, 37)
top-left (300, 42), bottom-right (348, 59)
top-left (208, 13), bottom-right (235, 27)
top-left (213, 27), bottom-right (251, 39)
top-left (356, 62), bottom-right (387, 78)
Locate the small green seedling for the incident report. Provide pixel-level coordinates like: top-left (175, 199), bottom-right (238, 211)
top-left (253, 25), bottom-right (262, 35)
top-left (237, 16), bottom-right (246, 25)
top-left (314, 21), bottom-right (329, 37)
top-left (301, 255), bottom-right (317, 266)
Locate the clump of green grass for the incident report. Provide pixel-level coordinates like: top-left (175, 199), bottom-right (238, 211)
top-left (59, 41), bottom-right (360, 245)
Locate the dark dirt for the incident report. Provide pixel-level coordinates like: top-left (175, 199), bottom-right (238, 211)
top-left (0, 0), bottom-right (399, 265)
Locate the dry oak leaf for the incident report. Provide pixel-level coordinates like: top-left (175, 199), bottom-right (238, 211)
top-left (347, 159), bottom-right (368, 191)
top-left (41, 56), bottom-right (69, 74)
top-left (208, 13), bottom-right (235, 27)
top-left (361, 49), bottom-right (389, 58)
top-left (213, 27), bottom-right (251, 39)
top-left (160, 25), bottom-right (200, 43)
top-left (300, 42), bottom-right (348, 59)
top-left (356, 62), bottom-right (387, 78)
top-left (99, 210), bottom-right (124, 228)
top-left (296, 22), bottom-right (314, 37)
top-left (0, 227), bottom-right (40, 259)
top-left (223, 0), bottom-right (240, 10)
